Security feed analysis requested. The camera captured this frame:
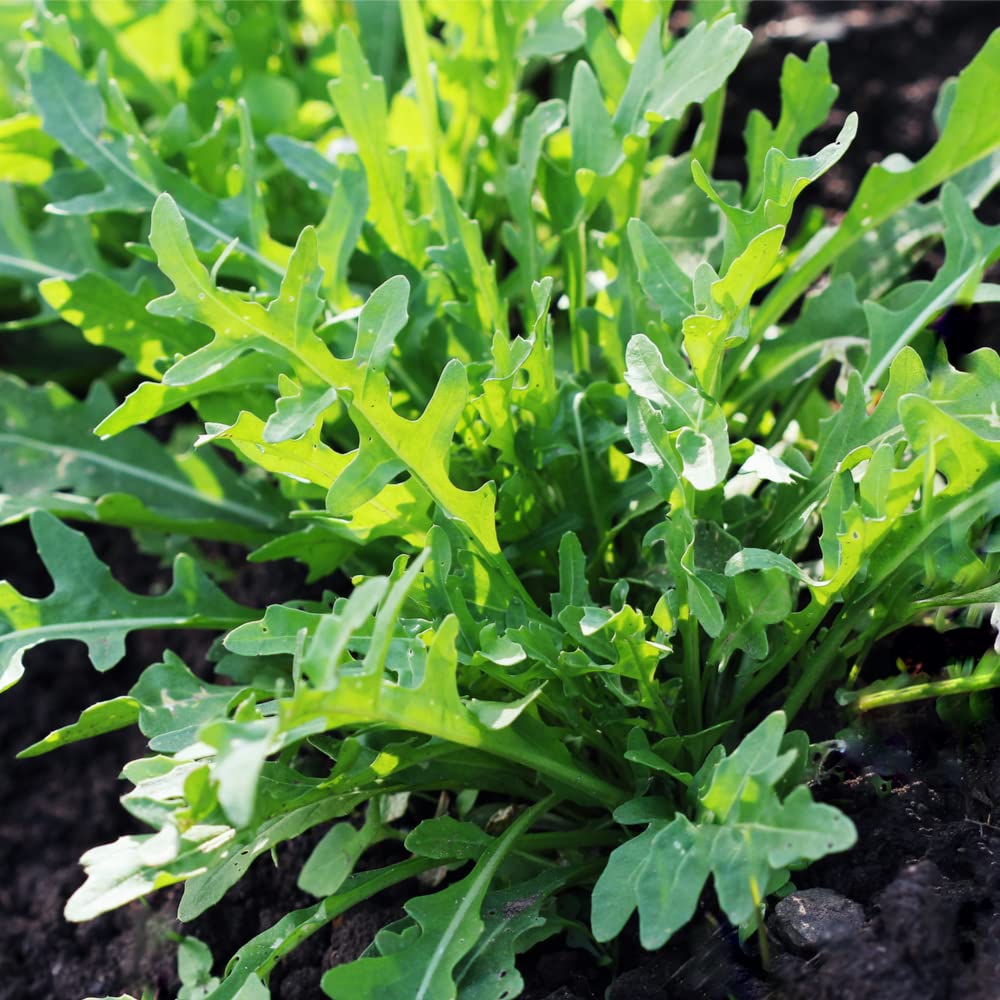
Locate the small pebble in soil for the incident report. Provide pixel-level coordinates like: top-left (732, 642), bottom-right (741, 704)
top-left (769, 888), bottom-right (865, 955)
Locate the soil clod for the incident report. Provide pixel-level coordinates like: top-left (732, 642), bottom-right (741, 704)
top-left (768, 888), bottom-right (865, 955)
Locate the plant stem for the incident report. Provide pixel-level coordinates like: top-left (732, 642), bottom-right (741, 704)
top-left (566, 222), bottom-right (589, 374)
top-left (783, 605), bottom-right (869, 721)
top-left (681, 611), bottom-right (703, 732)
top-left (691, 88), bottom-right (725, 175)
top-left (764, 367), bottom-right (824, 449)
top-left (572, 391), bottom-right (607, 549)
top-left (519, 829), bottom-right (621, 852)
top-left (857, 663), bottom-right (1000, 711)
top-left (727, 603), bottom-right (827, 716)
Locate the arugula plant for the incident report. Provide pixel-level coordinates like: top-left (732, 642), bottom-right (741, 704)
top-left (2, 2), bottom-right (1000, 996)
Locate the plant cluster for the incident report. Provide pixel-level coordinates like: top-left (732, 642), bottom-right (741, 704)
top-left (1, 3), bottom-right (999, 998)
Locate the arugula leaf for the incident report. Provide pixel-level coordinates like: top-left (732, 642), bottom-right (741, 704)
top-left (328, 26), bottom-right (420, 262)
top-left (0, 376), bottom-right (285, 541)
top-left (593, 713), bottom-right (855, 948)
top-left (38, 272), bottom-right (203, 378)
top-left (742, 44), bottom-right (840, 207)
top-left (0, 182), bottom-right (103, 288)
top-left (321, 796), bottom-right (556, 1000)
top-left (755, 27), bottom-right (1000, 333)
top-left (0, 114), bottom-right (58, 184)
top-left (862, 184), bottom-right (1000, 384)
top-left (203, 860), bottom-right (438, 1000)
top-left (0, 512), bottom-right (250, 692)
top-left (17, 696), bottom-right (139, 758)
top-left (24, 45), bottom-right (281, 279)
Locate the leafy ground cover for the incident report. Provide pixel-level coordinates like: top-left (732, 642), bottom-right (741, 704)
top-left (1, 2), bottom-right (999, 998)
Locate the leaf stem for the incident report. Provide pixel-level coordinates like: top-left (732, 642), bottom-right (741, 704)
top-left (566, 222), bottom-right (589, 374)
top-left (253, 858), bottom-right (437, 982)
top-left (681, 611), bottom-right (703, 732)
top-left (783, 605), bottom-right (868, 721)
top-left (572, 391), bottom-right (607, 549)
top-left (519, 829), bottom-right (620, 852)
top-left (691, 88), bottom-right (725, 175)
top-left (400, 0), bottom-right (440, 175)
top-left (727, 602), bottom-right (827, 716)
top-left (856, 665), bottom-right (1000, 711)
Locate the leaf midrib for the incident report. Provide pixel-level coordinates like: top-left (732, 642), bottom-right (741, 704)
top-left (0, 432), bottom-right (276, 528)
top-left (0, 252), bottom-right (75, 280)
top-left (2, 614), bottom-right (248, 648)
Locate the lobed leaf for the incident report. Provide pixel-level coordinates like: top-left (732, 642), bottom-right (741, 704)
top-left (0, 513), bottom-right (251, 692)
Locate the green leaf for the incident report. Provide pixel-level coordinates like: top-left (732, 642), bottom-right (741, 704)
top-left (551, 531), bottom-right (592, 618)
top-left (0, 512), bottom-right (250, 692)
top-left (0, 181), bottom-right (103, 288)
top-left (177, 935), bottom-right (219, 998)
top-left (148, 198), bottom-right (325, 386)
top-left (354, 273), bottom-right (411, 377)
top-left (712, 569), bottom-right (793, 664)
top-left (179, 795), bottom-right (369, 920)
top-left (699, 712), bottom-right (794, 820)
top-left (66, 821), bottom-right (234, 921)
top-left (625, 334), bottom-right (729, 490)
top-left (593, 713), bottom-right (855, 947)
top-left (267, 135), bottom-right (337, 196)
top-left (502, 100), bottom-right (565, 297)
top-left (628, 218), bottom-right (694, 332)
top-left (131, 652), bottom-right (241, 753)
top-left (862, 185), bottom-right (1000, 384)
top-left (569, 61), bottom-right (620, 183)
top-left (141, 194), bottom-right (512, 585)
top-left (24, 46), bottom-right (280, 280)
top-left (756, 27), bottom-right (1000, 332)
top-left (566, 15), bottom-right (751, 196)
top-left (738, 274), bottom-right (867, 404)
top-left (682, 225), bottom-right (785, 394)
top-left (299, 818), bottom-right (376, 897)
top-left (518, 12), bottom-right (585, 59)
top-left (0, 376), bottom-right (284, 542)
top-left (39, 273), bottom-right (203, 378)
top-left (226, 603), bottom-right (332, 658)
top-left (204, 860), bottom-right (436, 1000)
top-left (315, 160), bottom-right (368, 309)
top-left (0, 113), bottom-right (58, 183)
top-left (17, 696), bottom-right (139, 758)
top-left (93, 353), bottom-right (279, 439)
top-left (694, 113), bottom-right (856, 265)
top-left (593, 809), bottom-right (722, 949)
top-left (321, 796), bottom-right (554, 1000)
top-left (328, 26), bottom-right (418, 261)
top-left (742, 44), bottom-right (839, 206)
top-left (290, 612), bottom-right (620, 808)
top-left (429, 176), bottom-right (506, 338)
top-left (614, 16), bottom-right (752, 139)
top-left (405, 816), bottom-right (493, 862)
top-left (454, 869), bottom-right (569, 999)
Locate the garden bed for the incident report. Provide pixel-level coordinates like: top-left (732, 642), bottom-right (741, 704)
top-left (2, 2), bottom-right (999, 999)
top-left (3, 558), bottom-right (997, 1000)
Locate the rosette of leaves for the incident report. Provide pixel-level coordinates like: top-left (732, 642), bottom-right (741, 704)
top-left (2, 3), bottom-right (999, 998)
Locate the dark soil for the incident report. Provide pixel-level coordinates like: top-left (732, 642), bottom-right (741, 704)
top-left (0, 523), bottom-right (179, 1000)
top-left (3, 3), bottom-right (1000, 1000)
top-left (772, 711), bottom-right (1000, 1000)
